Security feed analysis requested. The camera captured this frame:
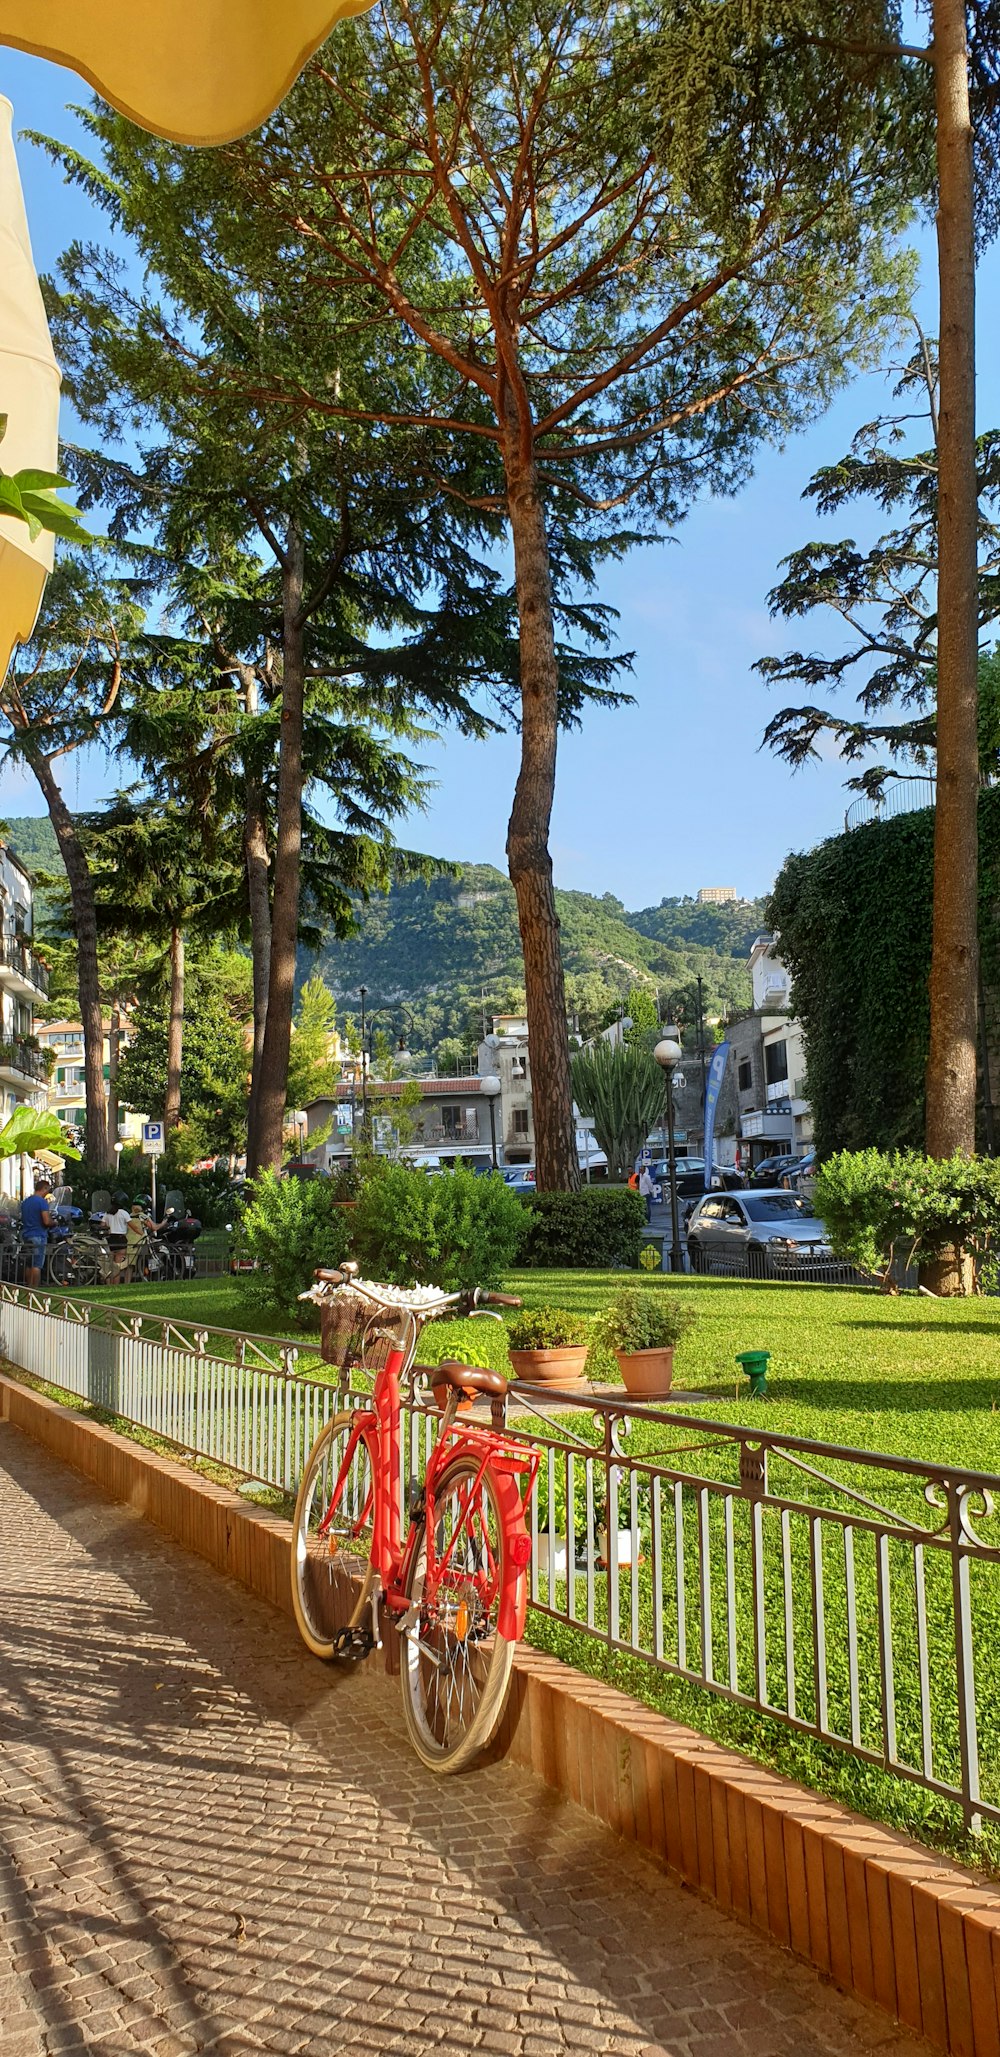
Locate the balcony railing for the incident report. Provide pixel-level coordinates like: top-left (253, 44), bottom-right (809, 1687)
top-left (0, 935), bottom-right (49, 996)
top-left (417, 1120), bottom-right (481, 1144)
top-left (0, 1039), bottom-right (50, 1083)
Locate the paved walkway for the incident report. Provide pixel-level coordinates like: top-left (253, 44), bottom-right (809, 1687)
top-left (0, 1424), bottom-right (930, 2057)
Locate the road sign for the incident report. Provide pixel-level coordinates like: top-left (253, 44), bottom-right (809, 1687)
top-left (141, 1120), bottom-right (165, 1157)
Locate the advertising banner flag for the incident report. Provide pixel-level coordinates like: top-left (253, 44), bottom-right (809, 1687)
top-left (702, 1041), bottom-right (731, 1188)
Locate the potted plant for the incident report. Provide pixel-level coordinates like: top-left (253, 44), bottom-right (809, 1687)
top-left (507, 1305), bottom-right (590, 1387)
top-left (594, 1287), bottom-right (695, 1398)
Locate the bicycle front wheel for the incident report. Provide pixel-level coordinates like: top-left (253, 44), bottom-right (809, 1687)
top-left (400, 1456), bottom-right (515, 1774)
top-left (291, 1411), bottom-right (377, 1659)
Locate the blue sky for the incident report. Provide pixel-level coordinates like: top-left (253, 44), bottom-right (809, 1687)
top-left (4, 43), bottom-right (1000, 912)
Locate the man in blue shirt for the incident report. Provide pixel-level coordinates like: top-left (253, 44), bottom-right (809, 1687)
top-left (21, 1178), bottom-right (53, 1287)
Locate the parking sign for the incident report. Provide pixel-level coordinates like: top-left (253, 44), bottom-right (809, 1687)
top-left (142, 1120), bottom-right (165, 1157)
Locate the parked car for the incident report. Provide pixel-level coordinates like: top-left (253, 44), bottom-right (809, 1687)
top-left (503, 1165), bottom-right (537, 1197)
top-left (747, 1153), bottom-right (802, 1187)
top-left (686, 1188), bottom-right (835, 1278)
top-left (649, 1158), bottom-right (744, 1200)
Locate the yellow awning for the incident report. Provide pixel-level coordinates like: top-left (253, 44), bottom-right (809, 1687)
top-left (0, 0), bottom-right (374, 147)
top-left (0, 97), bottom-right (58, 682)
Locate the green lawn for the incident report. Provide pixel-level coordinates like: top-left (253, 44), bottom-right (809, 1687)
top-left (30, 1264), bottom-right (1000, 1864)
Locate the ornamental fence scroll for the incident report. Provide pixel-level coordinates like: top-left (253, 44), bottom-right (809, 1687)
top-left (0, 1281), bottom-right (997, 1835)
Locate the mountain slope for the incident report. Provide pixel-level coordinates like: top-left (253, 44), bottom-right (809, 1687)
top-left (4, 817), bottom-right (759, 1052)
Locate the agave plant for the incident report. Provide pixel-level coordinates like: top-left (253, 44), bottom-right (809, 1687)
top-left (570, 1040), bottom-right (666, 1184)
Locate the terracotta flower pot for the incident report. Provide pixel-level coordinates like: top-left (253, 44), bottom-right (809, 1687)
top-left (614, 1345), bottom-right (674, 1398)
top-left (509, 1344), bottom-right (589, 1387)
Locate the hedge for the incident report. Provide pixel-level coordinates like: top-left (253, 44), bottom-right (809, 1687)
top-left (519, 1187), bottom-right (645, 1269)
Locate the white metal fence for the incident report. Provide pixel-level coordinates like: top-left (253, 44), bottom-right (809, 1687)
top-left (3, 1282), bottom-right (1000, 1836)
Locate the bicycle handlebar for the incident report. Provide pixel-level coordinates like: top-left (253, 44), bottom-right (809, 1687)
top-left (476, 1289), bottom-right (521, 1309)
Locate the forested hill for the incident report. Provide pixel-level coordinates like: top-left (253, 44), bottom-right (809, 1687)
top-left (3, 817), bottom-right (764, 1051)
top-left (313, 866), bottom-right (766, 1048)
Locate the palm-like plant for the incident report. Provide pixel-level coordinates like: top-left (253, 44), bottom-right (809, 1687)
top-left (570, 1042), bottom-right (667, 1186)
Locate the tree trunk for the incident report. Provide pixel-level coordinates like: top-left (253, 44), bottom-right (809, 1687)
top-left (922, 0), bottom-right (979, 1291)
top-left (250, 525), bottom-right (305, 1174)
top-left (164, 926), bottom-right (185, 1130)
top-left (244, 774), bottom-right (271, 1166)
top-left (107, 1004), bottom-right (120, 1154)
top-left (28, 747), bottom-right (111, 1169)
top-left (503, 436), bottom-right (580, 1193)
top-left (926, 0), bottom-right (979, 1161)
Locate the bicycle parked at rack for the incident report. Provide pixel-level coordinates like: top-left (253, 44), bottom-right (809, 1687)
top-left (292, 1264), bottom-right (536, 1774)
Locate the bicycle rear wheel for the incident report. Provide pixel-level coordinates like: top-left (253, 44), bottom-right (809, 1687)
top-left (399, 1456), bottom-right (515, 1774)
top-left (291, 1411), bottom-right (377, 1659)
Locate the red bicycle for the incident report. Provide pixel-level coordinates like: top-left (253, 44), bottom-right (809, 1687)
top-left (291, 1264), bottom-right (537, 1773)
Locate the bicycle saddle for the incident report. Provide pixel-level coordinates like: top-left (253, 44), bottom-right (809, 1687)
top-left (427, 1358), bottom-right (508, 1399)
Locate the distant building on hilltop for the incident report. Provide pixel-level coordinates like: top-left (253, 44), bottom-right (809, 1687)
top-left (696, 886), bottom-right (738, 905)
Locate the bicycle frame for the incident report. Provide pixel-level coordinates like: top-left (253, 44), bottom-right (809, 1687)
top-left (319, 1340), bottom-right (538, 1642)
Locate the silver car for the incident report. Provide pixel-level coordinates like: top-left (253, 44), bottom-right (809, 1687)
top-left (686, 1188), bottom-right (834, 1278)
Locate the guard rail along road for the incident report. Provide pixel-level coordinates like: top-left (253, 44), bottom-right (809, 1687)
top-left (0, 1280), bottom-right (996, 1838)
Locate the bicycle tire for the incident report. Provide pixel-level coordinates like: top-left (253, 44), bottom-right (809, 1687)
top-left (399, 1455), bottom-right (515, 1774)
top-left (45, 1242), bottom-right (70, 1286)
top-left (291, 1411), bottom-right (377, 1659)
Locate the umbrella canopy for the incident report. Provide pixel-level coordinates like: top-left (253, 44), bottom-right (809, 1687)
top-left (0, 0), bottom-right (375, 146)
top-left (0, 96), bottom-right (59, 681)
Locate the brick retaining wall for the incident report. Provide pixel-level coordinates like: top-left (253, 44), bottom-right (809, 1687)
top-left (4, 1367), bottom-right (1000, 2056)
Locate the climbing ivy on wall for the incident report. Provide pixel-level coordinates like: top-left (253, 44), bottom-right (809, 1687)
top-left (767, 790), bottom-right (1000, 1158)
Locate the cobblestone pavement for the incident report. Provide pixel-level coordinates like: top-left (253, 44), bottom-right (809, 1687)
top-left (0, 1425), bottom-right (931, 2057)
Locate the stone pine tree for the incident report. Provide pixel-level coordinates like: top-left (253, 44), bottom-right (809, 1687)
top-left (138, 0), bottom-right (915, 1187)
top-left (701, 1), bottom-right (1000, 1175)
top-left (42, 120), bottom-right (625, 1178)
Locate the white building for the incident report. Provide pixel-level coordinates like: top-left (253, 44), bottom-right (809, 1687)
top-left (0, 845), bottom-right (49, 1196)
top-left (729, 935), bottom-right (813, 1167)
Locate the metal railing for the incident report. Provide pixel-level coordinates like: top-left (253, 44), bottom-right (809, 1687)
top-left (1, 1283), bottom-right (996, 1834)
top-left (689, 1241), bottom-right (865, 1287)
top-left (0, 935), bottom-right (50, 995)
top-left (845, 777), bottom-right (936, 832)
top-left (0, 1038), bottom-right (50, 1083)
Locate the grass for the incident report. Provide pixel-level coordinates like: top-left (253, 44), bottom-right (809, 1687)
top-left (19, 1262), bottom-right (1000, 1865)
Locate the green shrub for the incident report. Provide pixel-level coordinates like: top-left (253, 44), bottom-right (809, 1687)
top-left (233, 1170), bottom-right (351, 1326)
top-left (814, 1148), bottom-right (1000, 1284)
top-left (594, 1286), bottom-right (695, 1355)
top-left (352, 1163), bottom-right (525, 1289)
top-left (520, 1187), bottom-right (645, 1269)
top-left (507, 1306), bottom-right (590, 1350)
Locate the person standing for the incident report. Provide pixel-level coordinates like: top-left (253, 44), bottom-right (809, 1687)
top-left (20, 1177), bottom-right (53, 1287)
top-left (102, 1195), bottom-right (132, 1277)
top-left (638, 1164), bottom-right (655, 1224)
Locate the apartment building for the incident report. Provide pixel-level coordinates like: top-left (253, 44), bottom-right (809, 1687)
top-left (0, 846), bottom-right (50, 1195)
top-left (727, 935), bottom-right (813, 1168)
top-left (35, 1018), bottom-right (144, 1144)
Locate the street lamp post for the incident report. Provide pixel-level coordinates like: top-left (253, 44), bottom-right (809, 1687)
top-left (359, 987), bottom-right (368, 1127)
top-left (654, 1033), bottom-right (685, 1274)
top-left (479, 1073), bottom-right (501, 1169)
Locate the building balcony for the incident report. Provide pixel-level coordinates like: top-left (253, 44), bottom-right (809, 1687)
top-left (419, 1119), bottom-right (482, 1145)
top-left (0, 1039), bottom-right (49, 1086)
top-left (0, 936), bottom-right (49, 998)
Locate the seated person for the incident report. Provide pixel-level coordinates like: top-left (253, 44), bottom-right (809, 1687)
top-left (102, 1196), bottom-right (132, 1272)
top-left (21, 1177), bottom-right (53, 1287)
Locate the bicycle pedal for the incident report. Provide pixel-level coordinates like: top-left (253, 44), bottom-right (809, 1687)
top-left (332, 1624), bottom-right (376, 1661)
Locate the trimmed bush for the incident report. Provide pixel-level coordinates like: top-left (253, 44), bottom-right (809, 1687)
top-left (519, 1187), bottom-right (645, 1269)
top-left (507, 1306), bottom-right (590, 1349)
top-left (233, 1170), bottom-right (351, 1326)
top-left (814, 1147), bottom-right (1000, 1287)
top-left (352, 1163), bottom-right (525, 1289)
